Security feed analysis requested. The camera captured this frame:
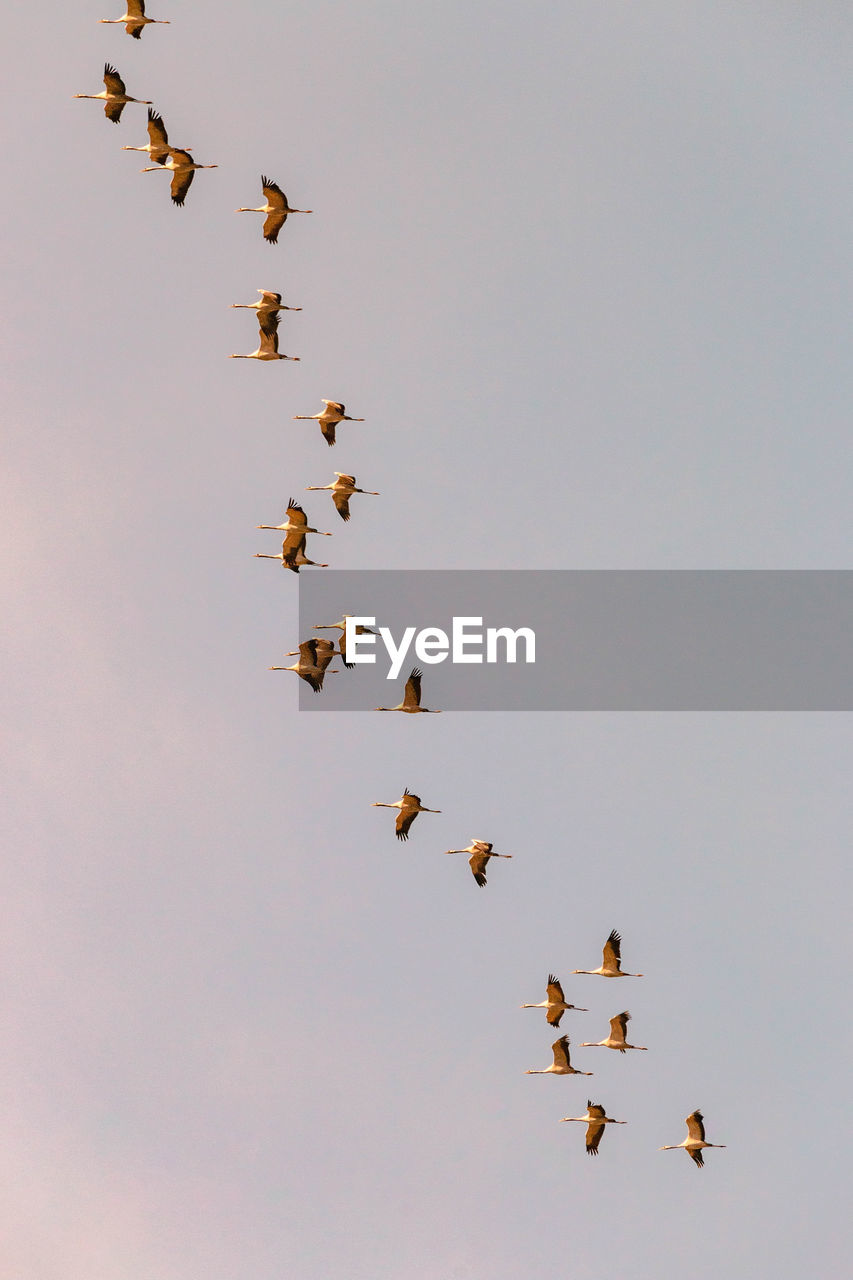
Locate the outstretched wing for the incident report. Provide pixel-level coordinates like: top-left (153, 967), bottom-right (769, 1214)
top-left (320, 420), bottom-right (337, 447)
top-left (602, 929), bottom-right (622, 972)
top-left (688, 1147), bottom-right (704, 1168)
top-left (103, 64), bottom-right (126, 95)
top-left (170, 166), bottom-right (194, 206)
top-left (105, 98), bottom-right (125, 124)
top-left (685, 1111), bottom-right (706, 1143)
top-left (468, 850), bottom-right (489, 887)
top-left (552, 1037), bottom-right (571, 1071)
top-left (396, 808), bottom-right (418, 841)
top-left (333, 490), bottom-right (351, 521)
top-left (402, 668), bottom-right (422, 709)
top-left (585, 1121), bottom-right (605, 1155)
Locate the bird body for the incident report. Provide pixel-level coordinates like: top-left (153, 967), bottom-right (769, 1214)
top-left (122, 108), bottom-right (181, 164)
top-left (660, 1111), bottom-right (726, 1167)
top-left (580, 1011), bottom-right (648, 1053)
top-left (305, 473), bottom-right (379, 522)
top-left (573, 929), bottom-right (643, 978)
top-left (371, 789), bottom-right (441, 841)
top-left (560, 1102), bottom-right (626, 1155)
top-left (269, 639), bottom-right (337, 692)
top-left (100, 1), bottom-right (169, 38)
top-left (231, 313), bottom-right (298, 361)
top-left (293, 401), bottom-right (364, 447)
top-left (231, 289), bottom-right (302, 316)
top-left (525, 1036), bottom-right (592, 1077)
top-left (237, 176), bottom-right (313, 244)
top-left (375, 667), bottom-right (440, 714)
top-left (74, 63), bottom-right (151, 123)
top-left (444, 839), bottom-right (512, 887)
top-left (521, 976), bottom-right (588, 1028)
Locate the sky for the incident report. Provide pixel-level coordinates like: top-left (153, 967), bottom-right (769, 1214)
top-left (2, 2), bottom-right (852, 1277)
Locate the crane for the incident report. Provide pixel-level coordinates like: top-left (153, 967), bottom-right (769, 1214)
top-left (305, 473), bottom-right (380, 522)
top-left (371, 789), bottom-right (441, 841)
top-left (74, 64), bottom-right (151, 123)
top-left (560, 1102), bottom-right (626, 1155)
top-left (231, 289), bottom-right (302, 316)
top-left (122, 108), bottom-right (182, 164)
top-left (443, 839), bottom-right (512, 887)
top-left (573, 929), bottom-right (643, 978)
top-left (313, 617), bottom-right (376, 669)
top-left (521, 976), bottom-right (587, 1028)
top-left (257, 500), bottom-right (331, 538)
top-left (580, 1011), bottom-right (648, 1053)
top-left (99, 1), bottom-right (169, 39)
top-left (237, 176), bottom-right (313, 244)
top-left (375, 668), bottom-right (440, 714)
top-left (525, 1036), bottom-right (593, 1077)
top-left (269, 639), bottom-right (337, 693)
top-left (660, 1111), bottom-right (726, 1167)
top-left (230, 313), bottom-right (299, 361)
top-left (141, 148), bottom-right (218, 206)
top-left (293, 400), bottom-right (364, 448)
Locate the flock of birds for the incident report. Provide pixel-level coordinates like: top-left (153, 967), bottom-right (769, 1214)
top-left (74, 5), bottom-right (726, 1171)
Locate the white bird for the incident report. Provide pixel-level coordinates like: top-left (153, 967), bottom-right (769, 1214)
top-left (293, 400), bottom-right (364, 448)
top-left (122, 108), bottom-right (182, 164)
top-left (269, 639), bottom-right (337, 693)
top-left (74, 63), bottom-right (152, 124)
top-left (305, 473), bottom-right (380, 522)
top-left (375, 667), bottom-right (440, 714)
top-left (257, 499), bottom-right (331, 537)
top-left (525, 1036), bottom-right (593, 1077)
top-left (580, 1011), bottom-right (648, 1053)
top-left (231, 289), bottom-right (302, 316)
top-left (230, 312), bottom-right (299, 361)
top-left (313, 616), bottom-right (376, 669)
top-left (521, 976), bottom-right (588, 1028)
top-left (371, 789), bottom-right (441, 842)
top-left (141, 148), bottom-right (218, 206)
top-left (254, 500), bottom-right (329, 572)
top-left (444, 839), bottom-right (512, 887)
top-left (237, 176), bottom-right (313, 245)
top-left (660, 1111), bottom-right (726, 1168)
top-left (99, 1), bottom-right (169, 39)
top-left (560, 1101), bottom-right (626, 1155)
top-left (573, 929), bottom-right (643, 978)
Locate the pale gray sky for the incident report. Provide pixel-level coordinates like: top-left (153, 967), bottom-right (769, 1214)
top-left (2, 3), bottom-right (851, 1277)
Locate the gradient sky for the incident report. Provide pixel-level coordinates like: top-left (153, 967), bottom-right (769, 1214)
top-left (3, 3), bottom-right (852, 1277)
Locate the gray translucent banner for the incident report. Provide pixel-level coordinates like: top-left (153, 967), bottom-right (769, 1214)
top-left (295, 571), bottom-right (853, 710)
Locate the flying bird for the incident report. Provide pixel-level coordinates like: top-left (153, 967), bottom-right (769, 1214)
top-left (230, 312), bottom-right (299, 361)
top-left (99, 1), bottom-right (169, 38)
top-left (525, 1036), bottom-right (593, 1077)
top-left (122, 108), bottom-right (180, 164)
top-left (580, 1011), bottom-right (648, 1053)
top-left (560, 1102), bottom-right (626, 1155)
top-left (443, 839), bottom-right (512, 887)
top-left (293, 401), bottom-right (364, 447)
top-left (521, 976), bottom-right (587, 1028)
top-left (375, 668), bottom-right (440, 714)
top-left (231, 289), bottom-right (302, 316)
top-left (313, 617), bottom-right (376, 669)
top-left (371, 789), bottom-right (441, 841)
top-left (257, 500), bottom-right (332, 538)
top-left (141, 148), bottom-right (218, 206)
top-left (74, 64), bottom-right (151, 123)
top-left (237, 176), bottom-right (313, 244)
top-left (660, 1111), bottom-right (726, 1168)
top-left (254, 500), bottom-right (329, 572)
top-left (305, 473), bottom-right (380, 522)
top-left (573, 929), bottom-right (643, 978)
top-left (269, 639), bottom-right (337, 693)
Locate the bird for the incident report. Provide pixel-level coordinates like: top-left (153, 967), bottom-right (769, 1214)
top-left (560, 1102), bottom-right (626, 1155)
top-left (122, 108), bottom-right (181, 164)
top-left (580, 1011), bottom-right (648, 1053)
top-left (573, 929), bottom-right (643, 978)
top-left (375, 668), bottom-right (440, 714)
top-left (443, 839), bottom-right (512, 887)
top-left (525, 1036), bottom-right (593, 1077)
top-left (230, 313), bottom-right (299, 361)
top-left (74, 64), bottom-right (152, 124)
top-left (257, 499), bottom-right (332, 538)
top-left (521, 976), bottom-right (588, 1028)
top-left (141, 148), bottom-right (218, 206)
top-left (231, 289), bottom-right (302, 316)
top-left (313, 617), bottom-right (376, 669)
top-left (305, 474), bottom-right (380, 523)
top-left (371, 789), bottom-right (441, 841)
top-left (660, 1111), bottom-right (726, 1168)
top-left (293, 401), bottom-right (364, 448)
top-left (99, 1), bottom-right (169, 38)
top-left (269, 639), bottom-right (337, 693)
top-left (237, 176), bottom-right (313, 244)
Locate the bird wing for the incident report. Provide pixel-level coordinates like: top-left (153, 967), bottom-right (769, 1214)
top-left (547, 976), bottom-right (566, 1005)
top-left (585, 1121), bottom-right (605, 1155)
top-left (688, 1147), bottom-right (704, 1168)
top-left (320, 420), bottom-right (337, 447)
top-left (610, 1012), bottom-right (629, 1043)
top-left (259, 291), bottom-right (282, 306)
top-left (103, 64), bottom-right (126, 95)
top-left (685, 1111), bottom-right (706, 1142)
top-left (262, 211), bottom-right (286, 244)
top-left (332, 491), bottom-right (351, 522)
top-left (126, 19), bottom-right (144, 37)
top-left (286, 500), bottom-right (308, 527)
top-left (298, 640), bottom-right (319, 664)
top-left (547, 1006), bottom-right (564, 1028)
top-left (602, 929), bottom-right (622, 971)
top-left (282, 528), bottom-right (306, 558)
top-left (335, 474), bottom-right (356, 487)
top-left (313, 639), bottom-right (336, 672)
top-left (395, 808), bottom-right (418, 841)
top-left (468, 850), bottom-right (489, 887)
top-left (170, 166), bottom-right (195, 206)
top-left (552, 1037), bottom-right (570, 1070)
top-left (105, 99), bottom-right (126, 123)
top-left (262, 176), bottom-right (287, 207)
top-left (402, 668), bottom-right (422, 709)
top-left (127, 0), bottom-right (146, 16)
top-left (146, 109), bottom-right (169, 162)
top-left (259, 310), bottom-right (280, 340)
